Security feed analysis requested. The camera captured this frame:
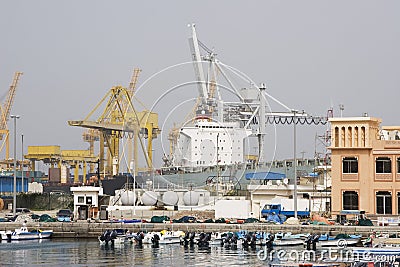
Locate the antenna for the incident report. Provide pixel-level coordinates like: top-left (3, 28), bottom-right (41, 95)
top-left (339, 104), bottom-right (344, 117)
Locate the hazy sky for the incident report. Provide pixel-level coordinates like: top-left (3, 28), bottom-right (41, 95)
top-left (1, 1), bottom-right (399, 170)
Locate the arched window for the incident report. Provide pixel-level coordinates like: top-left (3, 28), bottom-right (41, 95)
top-left (334, 127), bottom-right (339, 147)
top-left (354, 126), bottom-right (359, 147)
top-left (348, 127), bottom-right (352, 147)
top-left (343, 191), bottom-right (358, 210)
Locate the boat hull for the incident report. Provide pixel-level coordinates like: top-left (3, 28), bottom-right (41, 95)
top-left (318, 238), bottom-right (360, 247)
top-left (1, 230), bottom-right (53, 241)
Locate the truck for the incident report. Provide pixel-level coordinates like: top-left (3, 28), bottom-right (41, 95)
top-left (261, 198), bottom-right (310, 219)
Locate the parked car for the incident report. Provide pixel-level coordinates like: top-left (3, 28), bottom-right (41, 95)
top-left (56, 209), bottom-right (74, 222)
top-left (5, 208), bottom-right (31, 220)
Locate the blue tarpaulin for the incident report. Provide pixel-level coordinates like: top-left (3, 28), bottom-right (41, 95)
top-left (245, 172), bottom-right (285, 180)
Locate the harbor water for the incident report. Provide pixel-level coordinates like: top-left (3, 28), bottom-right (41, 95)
top-left (0, 239), bottom-right (360, 266)
top-left (0, 238), bottom-right (272, 266)
top-left (1, 238), bottom-right (396, 266)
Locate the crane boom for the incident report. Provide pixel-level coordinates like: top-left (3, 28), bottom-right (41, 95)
top-left (0, 72), bottom-right (23, 131)
top-left (128, 68), bottom-right (142, 95)
top-left (188, 24), bottom-right (208, 105)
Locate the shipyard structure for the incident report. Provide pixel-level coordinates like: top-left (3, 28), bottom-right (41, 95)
top-left (3, 25), bottom-right (399, 223)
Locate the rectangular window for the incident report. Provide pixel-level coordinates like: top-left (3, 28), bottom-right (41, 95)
top-left (397, 158), bottom-right (400, 174)
top-left (86, 196), bottom-right (92, 204)
top-left (376, 157), bottom-right (392, 173)
top-left (376, 191), bottom-right (392, 214)
top-left (78, 196), bottom-right (84, 203)
top-left (397, 193), bottom-right (400, 214)
top-left (343, 191), bottom-right (358, 210)
top-left (342, 157), bottom-right (358, 173)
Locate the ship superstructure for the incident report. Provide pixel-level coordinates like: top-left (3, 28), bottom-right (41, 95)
top-left (167, 24), bottom-right (268, 173)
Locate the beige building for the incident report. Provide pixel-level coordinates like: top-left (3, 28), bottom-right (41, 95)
top-left (330, 116), bottom-right (400, 217)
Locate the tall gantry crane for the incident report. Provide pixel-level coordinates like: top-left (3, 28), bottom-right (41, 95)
top-left (0, 72), bottom-right (23, 162)
top-left (69, 76), bottom-right (160, 178)
top-left (80, 68), bottom-right (144, 175)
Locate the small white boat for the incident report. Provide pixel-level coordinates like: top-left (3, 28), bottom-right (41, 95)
top-left (273, 232), bottom-right (306, 246)
top-left (141, 230), bottom-right (184, 245)
top-left (317, 234), bottom-right (361, 247)
top-left (0, 225), bottom-right (53, 241)
top-left (273, 238), bottom-right (304, 246)
top-left (209, 232), bottom-right (225, 246)
top-left (142, 232), bottom-right (156, 244)
top-left (158, 230), bottom-right (184, 244)
top-left (352, 246), bottom-right (400, 255)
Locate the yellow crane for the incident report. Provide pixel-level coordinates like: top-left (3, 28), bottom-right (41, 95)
top-left (69, 83), bottom-right (160, 178)
top-left (82, 128), bottom-right (100, 173)
top-left (81, 68), bottom-right (144, 174)
top-left (0, 72), bottom-right (23, 162)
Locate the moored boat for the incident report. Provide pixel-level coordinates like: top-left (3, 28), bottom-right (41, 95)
top-left (98, 229), bottom-right (133, 245)
top-left (273, 232), bottom-right (307, 246)
top-left (158, 230), bottom-right (184, 244)
top-left (351, 246), bottom-right (400, 255)
top-left (0, 225), bottom-right (53, 241)
top-left (317, 233), bottom-right (361, 247)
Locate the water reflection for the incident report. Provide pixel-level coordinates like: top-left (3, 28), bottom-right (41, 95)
top-left (0, 239), bottom-right (300, 266)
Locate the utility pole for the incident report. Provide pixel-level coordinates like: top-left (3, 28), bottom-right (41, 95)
top-left (21, 133), bottom-right (24, 193)
top-left (11, 115), bottom-right (20, 217)
top-left (292, 110), bottom-right (298, 219)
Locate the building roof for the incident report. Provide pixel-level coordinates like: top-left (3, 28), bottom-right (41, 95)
top-left (245, 172), bottom-right (285, 180)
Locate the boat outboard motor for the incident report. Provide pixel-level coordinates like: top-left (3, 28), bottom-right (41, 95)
top-left (182, 232), bottom-right (190, 247)
top-left (311, 234), bottom-right (319, 251)
top-left (198, 232), bottom-right (209, 247)
top-left (265, 233), bottom-right (274, 251)
top-left (250, 234), bottom-right (257, 249)
top-left (223, 235), bottom-right (231, 247)
top-left (232, 234), bottom-right (238, 244)
top-left (305, 234), bottom-right (313, 250)
top-left (134, 231), bottom-right (144, 247)
top-left (152, 233), bottom-right (160, 247)
top-left (6, 233), bottom-right (12, 242)
top-left (99, 230), bottom-right (107, 242)
top-left (110, 230), bottom-right (118, 245)
top-left (103, 230), bottom-right (113, 245)
top-left (243, 234), bottom-right (252, 249)
top-left (231, 234), bottom-right (238, 249)
top-left (189, 232), bottom-right (195, 247)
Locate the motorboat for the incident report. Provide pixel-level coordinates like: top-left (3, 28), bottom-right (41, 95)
top-left (0, 225), bottom-right (53, 241)
top-left (158, 230), bottom-right (184, 244)
top-left (317, 233), bottom-right (361, 247)
top-left (98, 229), bottom-right (133, 245)
top-left (141, 230), bottom-right (184, 245)
top-left (351, 245), bottom-right (400, 255)
top-left (273, 232), bottom-right (307, 246)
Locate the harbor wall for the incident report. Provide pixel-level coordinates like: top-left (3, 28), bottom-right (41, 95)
top-left (0, 222), bottom-right (397, 239)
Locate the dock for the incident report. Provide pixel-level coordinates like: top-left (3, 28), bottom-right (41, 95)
top-left (0, 222), bottom-right (397, 239)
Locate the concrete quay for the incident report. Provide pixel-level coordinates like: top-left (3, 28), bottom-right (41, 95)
top-left (0, 222), bottom-right (398, 239)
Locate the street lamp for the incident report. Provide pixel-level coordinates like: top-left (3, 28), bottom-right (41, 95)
top-left (11, 115), bottom-right (20, 217)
